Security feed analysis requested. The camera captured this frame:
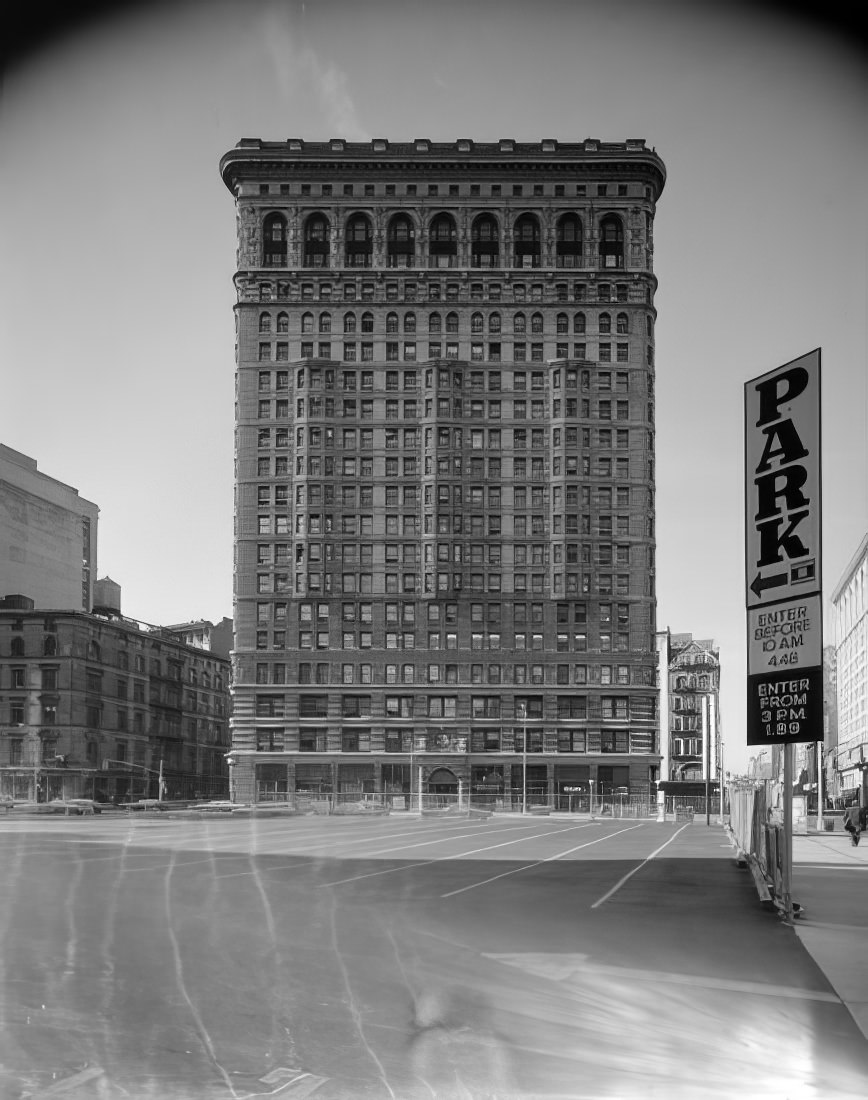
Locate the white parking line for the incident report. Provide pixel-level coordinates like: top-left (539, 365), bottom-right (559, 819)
top-left (279, 818), bottom-right (527, 853)
top-left (318, 821), bottom-right (602, 888)
top-left (347, 820), bottom-right (580, 859)
top-left (441, 825), bottom-right (645, 897)
top-left (589, 822), bottom-right (690, 909)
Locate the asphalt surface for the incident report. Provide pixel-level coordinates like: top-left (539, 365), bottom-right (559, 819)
top-left (1, 813), bottom-right (867, 1100)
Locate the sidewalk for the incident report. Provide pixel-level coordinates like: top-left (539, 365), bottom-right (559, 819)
top-left (790, 830), bottom-right (868, 1042)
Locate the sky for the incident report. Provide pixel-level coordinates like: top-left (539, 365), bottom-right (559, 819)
top-left (1, 0), bottom-right (866, 772)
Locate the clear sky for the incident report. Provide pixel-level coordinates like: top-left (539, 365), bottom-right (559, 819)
top-left (1, 0), bottom-right (866, 772)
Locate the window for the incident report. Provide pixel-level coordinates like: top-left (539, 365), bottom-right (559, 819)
top-left (263, 213), bottom-right (288, 267)
top-left (556, 213), bottom-right (583, 267)
top-left (304, 214), bottom-right (331, 267)
top-left (299, 695), bottom-right (328, 718)
top-left (387, 214), bottom-right (416, 267)
top-left (345, 214), bottom-right (373, 267)
top-left (429, 213), bottom-right (457, 266)
top-left (471, 214), bottom-right (500, 267)
top-left (513, 214), bottom-right (540, 268)
top-left (599, 215), bottom-right (624, 269)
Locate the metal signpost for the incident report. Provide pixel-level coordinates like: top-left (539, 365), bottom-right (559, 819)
top-left (744, 350), bottom-right (822, 922)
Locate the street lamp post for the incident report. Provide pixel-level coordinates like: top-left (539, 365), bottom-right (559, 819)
top-left (517, 702), bottom-right (528, 815)
top-left (817, 742), bottom-right (824, 832)
top-left (103, 758), bottom-right (165, 801)
top-left (410, 739), bottom-right (415, 814)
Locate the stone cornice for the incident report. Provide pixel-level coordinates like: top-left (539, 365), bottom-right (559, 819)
top-left (220, 138), bottom-right (666, 196)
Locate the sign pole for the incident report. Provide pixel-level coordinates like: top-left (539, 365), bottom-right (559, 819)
top-left (817, 742), bottom-right (824, 832)
top-left (782, 744), bottom-right (793, 922)
top-left (744, 350), bottom-right (823, 919)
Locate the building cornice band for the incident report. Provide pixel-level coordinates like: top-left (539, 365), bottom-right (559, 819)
top-left (219, 138), bottom-right (667, 196)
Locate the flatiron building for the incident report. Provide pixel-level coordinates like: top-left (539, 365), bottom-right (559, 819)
top-left (219, 137), bottom-right (666, 809)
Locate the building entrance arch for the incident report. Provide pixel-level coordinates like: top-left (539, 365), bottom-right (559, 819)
top-left (427, 767), bottom-right (459, 795)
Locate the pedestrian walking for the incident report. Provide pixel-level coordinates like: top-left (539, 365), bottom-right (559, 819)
top-left (843, 804), bottom-right (864, 846)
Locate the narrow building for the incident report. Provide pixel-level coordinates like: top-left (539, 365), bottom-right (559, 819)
top-left (219, 138), bottom-right (665, 810)
top-left (657, 631), bottom-right (722, 805)
top-left (832, 532), bottom-right (868, 806)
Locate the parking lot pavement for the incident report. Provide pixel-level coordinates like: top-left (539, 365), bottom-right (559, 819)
top-left (2, 816), bottom-right (868, 1098)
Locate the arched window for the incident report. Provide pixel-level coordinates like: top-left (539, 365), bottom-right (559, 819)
top-left (345, 214), bottom-right (373, 267)
top-left (361, 311), bottom-right (374, 334)
top-left (343, 311), bottom-right (357, 334)
top-left (556, 312), bottom-right (569, 335)
top-left (404, 311), bottom-right (416, 334)
top-left (513, 312), bottom-right (526, 335)
top-left (263, 213), bottom-right (287, 267)
top-left (304, 214), bottom-right (331, 268)
top-left (43, 635), bottom-right (57, 656)
top-left (556, 213), bottom-right (583, 268)
top-left (471, 214), bottom-right (500, 268)
top-left (429, 312), bottom-right (442, 334)
top-left (513, 214), bottom-right (540, 268)
top-left (301, 312), bottom-right (314, 334)
top-left (429, 214), bottom-right (457, 268)
top-left (445, 312), bottom-right (459, 334)
top-left (471, 312), bottom-right (484, 335)
top-left (387, 214), bottom-right (415, 268)
top-left (616, 312), bottom-right (629, 334)
top-left (386, 312), bottom-right (399, 334)
top-left (574, 312), bottom-right (586, 334)
top-left (10, 636), bottom-right (24, 657)
top-left (276, 311), bottom-right (289, 333)
top-left (530, 311), bottom-right (544, 334)
top-left (599, 312), bottom-right (612, 335)
top-left (318, 312), bottom-right (331, 334)
top-left (488, 312), bottom-right (501, 334)
top-left (599, 215), bottom-right (624, 269)
top-left (259, 312), bottom-right (272, 333)
top-left (87, 640), bottom-right (101, 661)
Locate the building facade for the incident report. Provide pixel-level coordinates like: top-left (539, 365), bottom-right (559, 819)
top-left (0, 595), bottom-right (231, 803)
top-left (0, 445), bottom-right (99, 613)
top-left (832, 532), bottom-right (868, 805)
top-left (219, 137), bottom-right (665, 808)
top-left (658, 631), bottom-right (721, 789)
top-left (163, 618), bottom-right (234, 660)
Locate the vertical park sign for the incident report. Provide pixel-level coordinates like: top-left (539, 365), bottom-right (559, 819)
top-left (745, 350), bottom-right (823, 746)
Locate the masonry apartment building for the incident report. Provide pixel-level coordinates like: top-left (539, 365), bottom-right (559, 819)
top-left (219, 137), bottom-right (666, 808)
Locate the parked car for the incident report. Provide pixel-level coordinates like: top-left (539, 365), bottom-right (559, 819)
top-left (42, 799), bottom-right (100, 815)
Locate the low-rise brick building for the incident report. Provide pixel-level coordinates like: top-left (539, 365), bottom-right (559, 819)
top-left (0, 595), bottom-right (231, 803)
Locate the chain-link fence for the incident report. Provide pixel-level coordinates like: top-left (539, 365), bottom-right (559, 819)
top-left (727, 779), bottom-right (784, 908)
top-left (249, 787), bottom-right (657, 818)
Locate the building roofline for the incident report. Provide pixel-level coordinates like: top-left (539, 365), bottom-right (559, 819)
top-left (0, 605), bottom-right (229, 661)
top-left (831, 531), bottom-right (868, 605)
top-left (0, 444), bottom-right (99, 512)
top-left (219, 137), bottom-right (666, 196)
